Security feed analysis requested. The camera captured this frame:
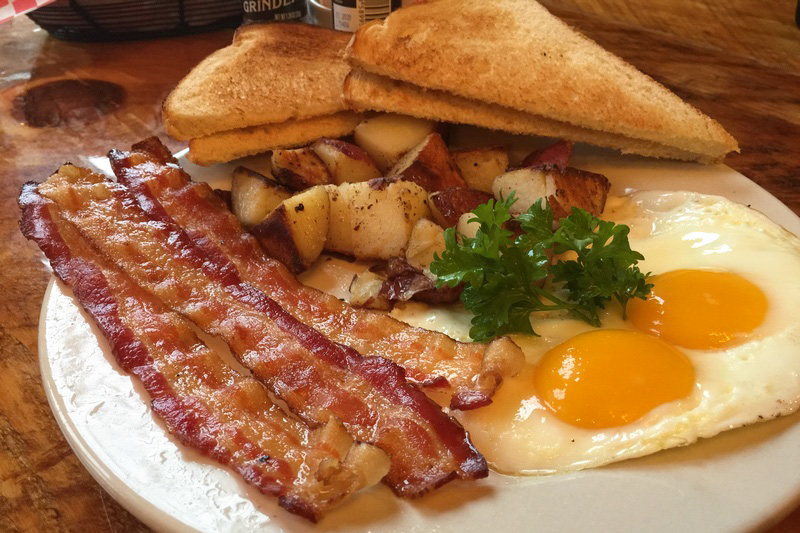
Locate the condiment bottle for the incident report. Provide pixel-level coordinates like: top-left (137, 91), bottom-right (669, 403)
top-left (243, 0), bottom-right (308, 23)
top-left (331, 0), bottom-right (402, 32)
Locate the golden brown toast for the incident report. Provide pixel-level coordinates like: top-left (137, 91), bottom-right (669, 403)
top-left (346, 0), bottom-right (738, 162)
top-left (344, 69), bottom-right (711, 163)
top-left (164, 23), bottom-right (352, 141)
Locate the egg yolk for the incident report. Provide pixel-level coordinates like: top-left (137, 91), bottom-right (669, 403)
top-left (628, 269), bottom-right (767, 350)
top-left (533, 330), bottom-right (694, 429)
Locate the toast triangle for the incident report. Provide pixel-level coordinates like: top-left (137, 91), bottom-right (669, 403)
top-left (347, 0), bottom-right (737, 161)
top-left (344, 69), bottom-right (710, 162)
top-left (164, 23), bottom-right (352, 141)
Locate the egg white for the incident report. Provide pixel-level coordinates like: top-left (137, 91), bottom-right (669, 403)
top-left (395, 191), bottom-right (800, 475)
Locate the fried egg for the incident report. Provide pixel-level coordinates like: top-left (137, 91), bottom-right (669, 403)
top-left (397, 191), bottom-right (800, 474)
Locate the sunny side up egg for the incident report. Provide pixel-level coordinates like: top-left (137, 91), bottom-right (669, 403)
top-left (396, 190), bottom-right (800, 475)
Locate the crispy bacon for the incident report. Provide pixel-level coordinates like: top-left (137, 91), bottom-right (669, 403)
top-left (108, 137), bottom-right (524, 410)
top-left (19, 182), bottom-right (390, 522)
top-left (36, 165), bottom-right (488, 496)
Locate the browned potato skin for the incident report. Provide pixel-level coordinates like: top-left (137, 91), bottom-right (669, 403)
top-left (388, 132), bottom-right (467, 192)
top-left (271, 147), bottom-right (333, 191)
top-left (379, 257), bottom-right (462, 305)
top-left (250, 204), bottom-right (308, 274)
top-left (521, 140), bottom-right (574, 169)
top-left (429, 188), bottom-right (494, 227)
top-left (545, 167), bottom-right (611, 219)
top-left (451, 146), bottom-right (509, 193)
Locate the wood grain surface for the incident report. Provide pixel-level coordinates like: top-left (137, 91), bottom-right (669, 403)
top-left (1, 1), bottom-right (798, 531)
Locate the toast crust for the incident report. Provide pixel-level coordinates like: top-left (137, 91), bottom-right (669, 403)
top-left (344, 69), bottom-right (716, 163)
top-left (347, 0), bottom-right (737, 160)
top-left (188, 111), bottom-right (362, 166)
top-left (165, 23), bottom-right (352, 140)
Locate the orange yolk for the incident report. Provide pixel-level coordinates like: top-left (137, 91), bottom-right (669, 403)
top-left (533, 330), bottom-right (694, 429)
top-left (628, 269), bottom-right (767, 350)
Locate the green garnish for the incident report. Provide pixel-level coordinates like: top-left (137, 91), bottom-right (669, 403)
top-left (430, 193), bottom-right (652, 341)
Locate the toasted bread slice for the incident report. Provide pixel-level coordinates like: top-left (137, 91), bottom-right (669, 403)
top-left (164, 23), bottom-right (352, 141)
top-left (344, 69), bottom-right (710, 162)
top-left (347, 0), bottom-right (737, 162)
top-left (188, 111), bottom-right (362, 166)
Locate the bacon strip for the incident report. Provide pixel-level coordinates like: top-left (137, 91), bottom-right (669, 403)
top-left (109, 137), bottom-right (524, 410)
top-left (36, 165), bottom-right (488, 496)
top-left (19, 182), bottom-right (390, 522)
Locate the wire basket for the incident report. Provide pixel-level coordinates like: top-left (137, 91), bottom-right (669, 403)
top-left (27, 0), bottom-right (243, 42)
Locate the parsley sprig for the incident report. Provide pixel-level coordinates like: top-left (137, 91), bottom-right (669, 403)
top-left (430, 194), bottom-right (651, 341)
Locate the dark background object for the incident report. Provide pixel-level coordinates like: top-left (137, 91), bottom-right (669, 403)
top-left (27, 0), bottom-right (243, 42)
top-left (242, 0), bottom-right (307, 23)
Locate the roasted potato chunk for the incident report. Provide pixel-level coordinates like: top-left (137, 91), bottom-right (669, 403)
top-left (250, 185), bottom-right (329, 273)
top-left (452, 146), bottom-right (509, 193)
top-left (312, 138), bottom-right (381, 184)
top-left (325, 179), bottom-right (430, 260)
top-left (405, 218), bottom-right (446, 271)
top-left (544, 166), bottom-right (610, 218)
top-left (491, 168), bottom-right (548, 214)
top-left (456, 211), bottom-right (480, 239)
top-left (231, 166), bottom-right (292, 227)
top-left (353, 113), bottom-right (437, 173)
top-left (387, 132), bottom-right (466, 192)
top-left (348, 271), bottom-right (392, 310)
top-left (492, 166), bottom-right (610, 218)
top-left (271, 147), bottom-right (333, 191)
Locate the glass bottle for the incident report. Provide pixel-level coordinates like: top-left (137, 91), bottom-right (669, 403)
top-left (243, 0), bottom-right (308, 23)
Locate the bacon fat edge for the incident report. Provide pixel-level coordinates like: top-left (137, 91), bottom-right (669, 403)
top-left (19, 181), bottom-right (392, 522)
top-left (108, 137), bottom-right (524, 410)
top-left (34, 164), bottom-right (488, 496)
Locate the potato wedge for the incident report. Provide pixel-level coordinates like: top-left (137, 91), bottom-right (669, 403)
top-left (325, 179), bottom-right (430, 260)
top-left (428, 188), bottom-right (494, 228)
top-left (353, 113), bottom-right (438, 173)
top-left (405, 218), bottom-right (446, 271)
top-left (387, 132), bottom-right (466, 192)
top-left (491, 168), bottom-right (548, 214)
top-left (231, 166), bottom-right (292, 227)
top-left (250, 185), bottom-right (329, 274)
top-left (452, 146), bottom-right (509, 193)
top-left (312, 138), bottom-right (381, 184)
top-left (271, 147), bottom-right (333, 190)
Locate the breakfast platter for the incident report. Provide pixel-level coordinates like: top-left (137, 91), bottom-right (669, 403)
top-left (18, 0), bottom-right (799, 530)
top-left (39, 146), bottom-right (800, 533)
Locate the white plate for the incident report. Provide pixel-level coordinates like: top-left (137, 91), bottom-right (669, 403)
top-left (40, 147), bottom-right (800, 533)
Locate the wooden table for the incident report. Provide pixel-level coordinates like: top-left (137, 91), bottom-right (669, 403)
top-left (1, 1), bottom-right (798, 531)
